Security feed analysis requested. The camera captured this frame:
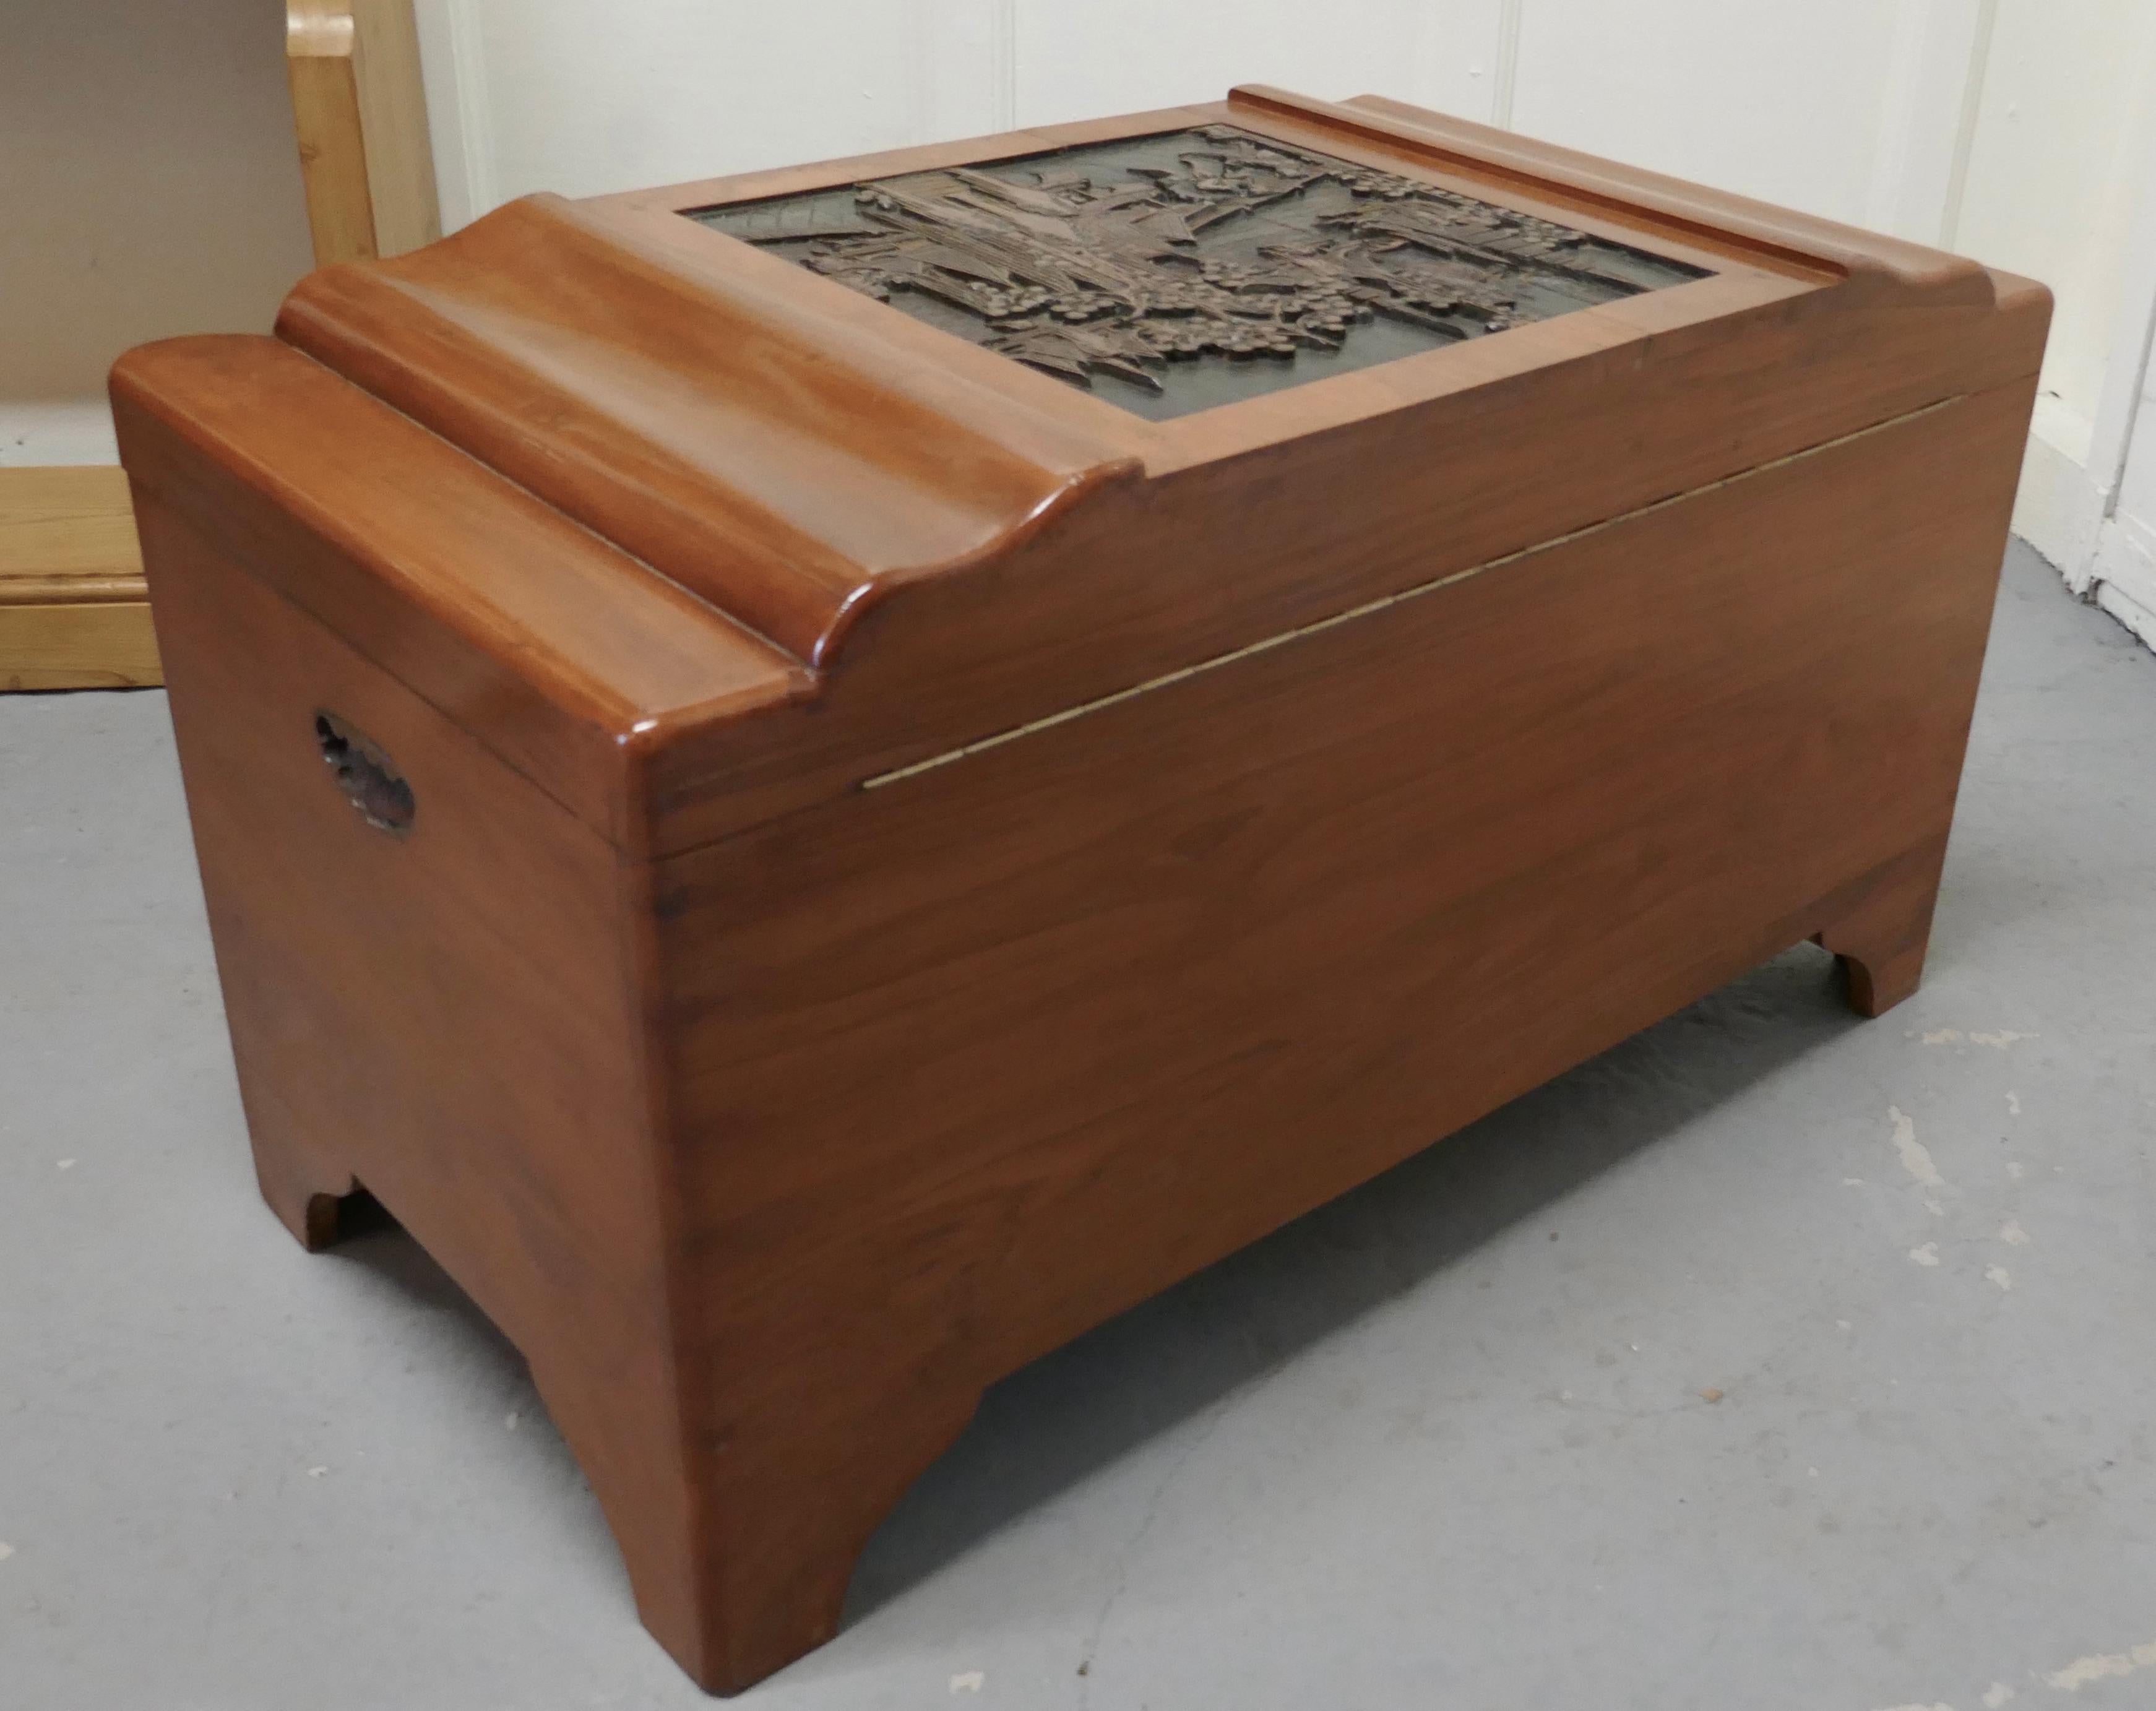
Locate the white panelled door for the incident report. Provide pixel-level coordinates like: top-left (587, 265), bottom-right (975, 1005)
top-left (2090, 332), bottom-right (2156, 647)
top-left (2039, 59), bottom-right (2156, 652)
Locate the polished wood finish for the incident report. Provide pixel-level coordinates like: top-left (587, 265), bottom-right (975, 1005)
top-left (113, 88), bottom-right (2048, 1693)
top-left (287, 0), bottom-right (440, 267)
top-left (0, 466), bottom-right (158, 689)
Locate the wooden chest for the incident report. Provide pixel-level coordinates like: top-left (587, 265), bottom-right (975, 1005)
top-left (114, 87), bottom-right (2048, 1694)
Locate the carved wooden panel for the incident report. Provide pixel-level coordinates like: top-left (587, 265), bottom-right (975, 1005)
top-left (691, 126), bottom-right (1708, 420)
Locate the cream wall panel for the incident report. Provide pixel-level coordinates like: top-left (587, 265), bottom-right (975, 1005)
top-left (1012, 1), bottom-right (1506, 131)
top-left (1955, 0), bottom-right (2156, 438)
top-left (416, 1), bottom-right (1978, 242)
top-left (416, 1), bottom-right (1514, 218)
top-left (443, 0), bottom-right (1006, 205)
top-left (0, 0), bottom-right (314, 411)
top-left (1507, 0), bottom-right (1936, 229)
top-left (1864, 0), bottom-right (1991, 246)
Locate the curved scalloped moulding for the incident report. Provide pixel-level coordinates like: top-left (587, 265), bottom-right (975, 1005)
top-left (276, 193), bottom-right (1145, 668)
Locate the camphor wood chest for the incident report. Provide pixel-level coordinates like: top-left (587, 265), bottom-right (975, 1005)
top-left (114, 87), bottom-right (2048, 1693)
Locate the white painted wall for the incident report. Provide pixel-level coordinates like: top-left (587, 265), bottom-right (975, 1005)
top-left (1956, 1), bottom-right (2156, 453)
top-left (1511, 2), bottom-right (1972, 235)
top-left (1011, 1), bottom-right (1501, 137)
top-left (415, 2), bottom-right (1009, 219)
top-left (394, 0), bottom-right (2156, 647)
top-left (415, 0), bottom-right (1996, 243)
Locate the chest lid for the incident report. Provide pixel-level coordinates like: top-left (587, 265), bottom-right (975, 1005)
top-left (111, 87), bottom-right (2045, 859)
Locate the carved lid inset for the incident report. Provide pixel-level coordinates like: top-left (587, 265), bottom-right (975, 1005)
top-left (692, 125), bottom-right (1708, 421)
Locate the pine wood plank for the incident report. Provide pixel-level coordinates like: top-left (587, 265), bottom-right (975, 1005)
top-left (0, 467), bottom-right (158, 688)
top-left (287, 0), bottom-right (440, 267)
top-left (0, 465), bottom-right (144, 587)
top-left (0, 601), bottom-right (162, 689)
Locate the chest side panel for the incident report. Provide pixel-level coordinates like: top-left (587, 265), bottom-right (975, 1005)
top-left (638, 275), bottom-right (2049, 850)
top-left (655, 379), bottom-right (2032, 1382)
top-left (136, 498), bottom-right (709, 1645)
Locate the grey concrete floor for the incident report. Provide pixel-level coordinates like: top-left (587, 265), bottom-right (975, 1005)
top-left (3, 540), bottom-right (2154, 1711)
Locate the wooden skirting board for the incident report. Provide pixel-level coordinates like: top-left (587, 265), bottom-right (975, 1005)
top-left (0, 466), bottom-right (160, 690)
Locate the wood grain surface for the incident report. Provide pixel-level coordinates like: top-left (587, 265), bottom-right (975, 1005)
top-left (0, 466), bottom-right (158, 689)
top-left (114, 90), bottom-right (2050, 1693)
top-left (287, 0), bottom-right (440, 266)
top-left (137, 496), bottom-right (713, 1663)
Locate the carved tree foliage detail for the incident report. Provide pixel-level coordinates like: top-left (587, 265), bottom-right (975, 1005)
top-left (697, 127), bottom-right (1704, 400)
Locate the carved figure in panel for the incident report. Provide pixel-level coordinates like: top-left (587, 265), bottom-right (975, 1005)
top-left (696, 126), bottom-right (1707, 419)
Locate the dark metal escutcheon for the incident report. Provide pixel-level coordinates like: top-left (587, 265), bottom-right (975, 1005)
top-left (314, 710), bottom-right (415, 835)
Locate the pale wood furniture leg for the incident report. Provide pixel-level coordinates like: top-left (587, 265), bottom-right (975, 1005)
top-left (287, 0), bottom-right (441, 267)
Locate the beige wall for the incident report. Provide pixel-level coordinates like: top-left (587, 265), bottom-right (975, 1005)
top-left (1, 0), bottom-right (315, 425)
